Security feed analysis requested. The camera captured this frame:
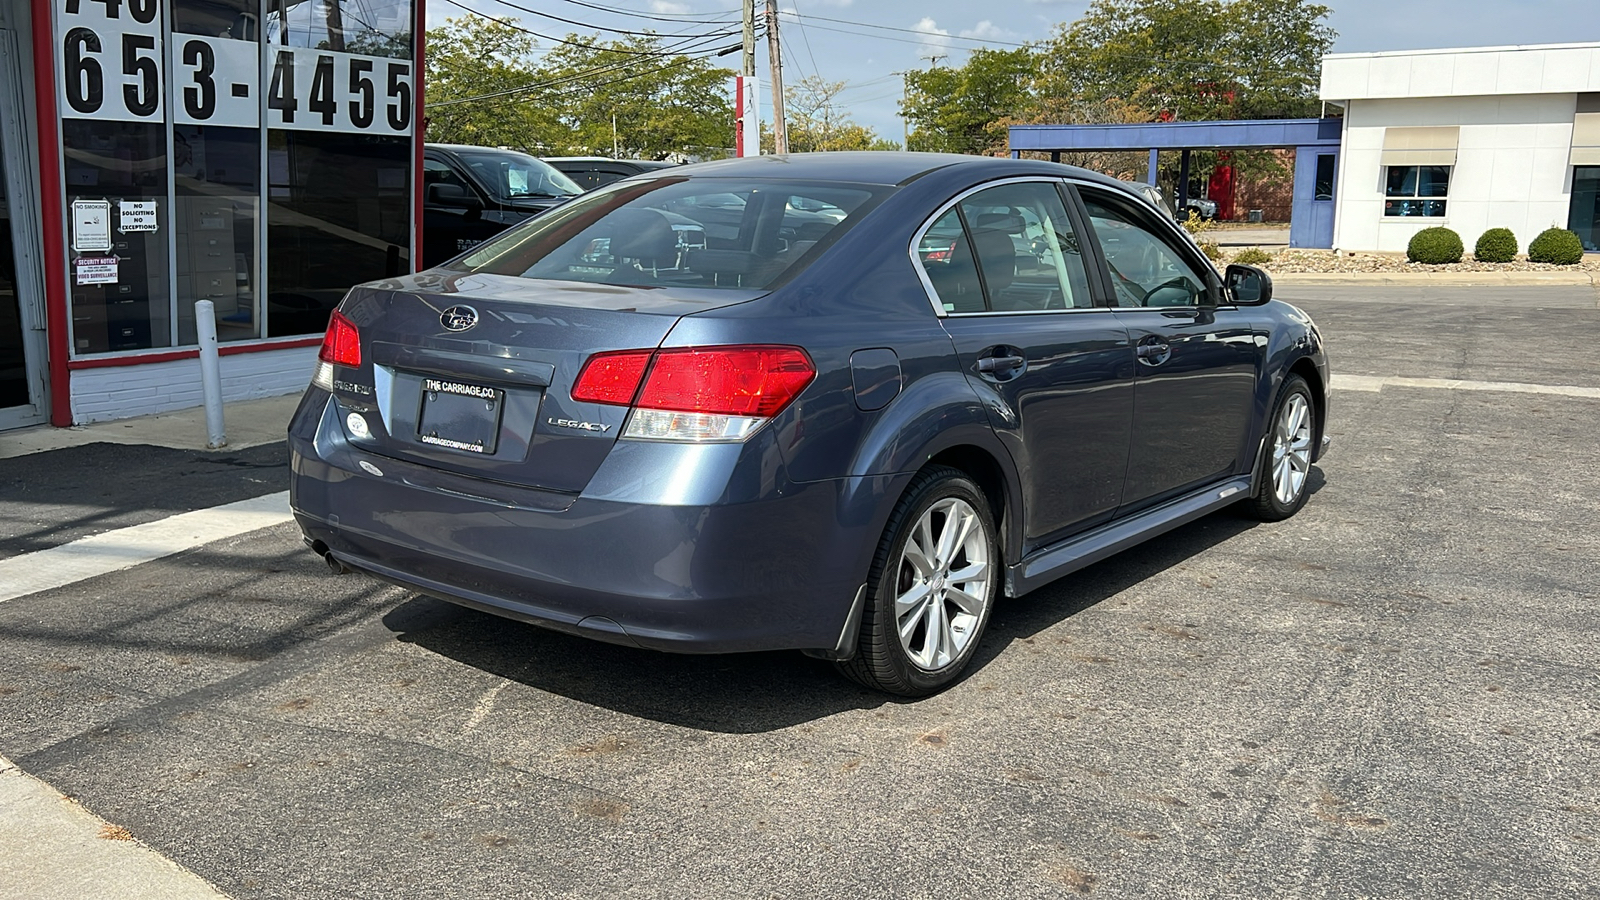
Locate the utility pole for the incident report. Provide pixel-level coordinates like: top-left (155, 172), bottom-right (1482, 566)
top-left (921, 53), bottom-right (946, 68)
top-left (892, 71), bottom-right (910, 148)
top-left (742, 0), bottom-right (756, 80)
top-left (766, 0), bottom-right (787, 154)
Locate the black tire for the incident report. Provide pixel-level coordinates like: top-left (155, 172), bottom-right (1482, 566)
top-left (1247, 374), bottom-right (1315, 521)
top-left (837, 466), bottom-right (999, 697)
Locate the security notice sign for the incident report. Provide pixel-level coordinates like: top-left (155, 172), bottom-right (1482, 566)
top-left (74, 257), bottom-right (118, 285)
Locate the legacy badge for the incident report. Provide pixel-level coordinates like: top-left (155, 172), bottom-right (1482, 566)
top-left (440, 305), bottom-right (478, 332)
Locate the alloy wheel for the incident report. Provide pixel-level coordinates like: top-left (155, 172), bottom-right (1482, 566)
top-left (894, 497), bottom-right (991, 671)
top-left (1272, 393), bottom-right (1313, 506)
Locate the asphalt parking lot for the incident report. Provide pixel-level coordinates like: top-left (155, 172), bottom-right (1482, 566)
top-left (2, 283), bottom-right (1598, 898)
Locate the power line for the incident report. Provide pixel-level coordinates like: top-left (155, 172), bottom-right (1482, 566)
top-left (545, 0), bottom-right (741, 23)
top-left (778, 12), bottom-right (1031, 49)
top-left (438, 0), bottom-right (739, 58)
top-left (427, 17), bottom-right (738, 108)
top-left (466, 0), bottom-right (735, 38)
top-left (786, 1), bottom-right (821, 83)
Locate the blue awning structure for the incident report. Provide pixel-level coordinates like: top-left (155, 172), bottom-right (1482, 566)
top-left (1008, 118), bottom-right (1344, 248)
top-left (1009, 118), bottom-right (1342, 153)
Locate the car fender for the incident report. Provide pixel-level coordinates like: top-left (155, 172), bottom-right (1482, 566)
top-left (837, 369), bottom-right (1026, 569)
top-left (1247, 302), bottom-right (1328, 475)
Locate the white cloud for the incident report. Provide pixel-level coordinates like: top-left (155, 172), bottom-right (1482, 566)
top-left (910, 16), bottom-right (953, 60)
top-left (649, 0), bottom-right (690, 13)
top-left (958, 20), bottom-right (1016, 41)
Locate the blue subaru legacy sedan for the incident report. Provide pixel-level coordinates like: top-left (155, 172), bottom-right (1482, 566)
top-left (289, 152), bottom-right (1329, 696)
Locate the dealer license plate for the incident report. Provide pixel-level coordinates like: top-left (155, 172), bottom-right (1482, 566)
top-left (417, 378), bottom-right (503, 454)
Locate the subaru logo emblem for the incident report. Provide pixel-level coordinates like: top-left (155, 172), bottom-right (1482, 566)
top-left (440, 305), bottom-right (478, 332)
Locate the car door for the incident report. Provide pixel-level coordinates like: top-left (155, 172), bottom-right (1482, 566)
top-left (422, 154), bottom-right (499, 267)
top-left (918, 179), bottom-right (1134, 547)
top-left (1071, 184), bottom-right (1266, 513)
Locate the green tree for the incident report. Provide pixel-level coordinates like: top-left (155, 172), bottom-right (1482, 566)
top-left (767, 76), bottom-right (900, 152)
top-left (1036, 0), bottom-right (1334, 123)
top-left (424, 17), bottom-right (560, 151)
top-left (538, 34), bottom-right (734, 158)
top-left (902, 48), bottom-right (1039, 155)
top-left (424, 17), bottom-right (734, 158)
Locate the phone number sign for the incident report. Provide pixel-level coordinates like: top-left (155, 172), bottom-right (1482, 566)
top-left (55, 0), bottom-right (414, 135)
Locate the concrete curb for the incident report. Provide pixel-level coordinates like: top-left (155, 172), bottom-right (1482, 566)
top-left (1268, 271), bottom-right (1597, 286)
top-left (0, 756), bottom-right (230, 900)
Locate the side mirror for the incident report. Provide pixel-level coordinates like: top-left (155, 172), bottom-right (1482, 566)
top-left (1224, 263), bottom-right (1273, 306)
top-left (427, 182), bottom-right (482, 212)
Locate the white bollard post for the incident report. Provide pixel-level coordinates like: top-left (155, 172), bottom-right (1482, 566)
top-left (195, 299), bottom-right (227, 449)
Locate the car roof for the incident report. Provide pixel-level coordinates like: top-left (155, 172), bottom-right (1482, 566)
top-left (427, 143), bottom-right (545, 159)
top-left (542, 156), bottom-right (675, 166)
top-left (663, 151), bottom-right (1132, 190)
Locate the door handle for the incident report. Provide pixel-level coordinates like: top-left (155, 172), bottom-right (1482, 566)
top-left (976, 354), bottom-right (1026, 375)
top-left (1135, 338), bottom-right (1172, 366)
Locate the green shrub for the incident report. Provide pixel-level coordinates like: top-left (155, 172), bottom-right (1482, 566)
top-left (1231, 247), bottom-right (1272, 266)
top-left (1406, 227), bottom-right (1463, 264)
top-left (1473, 228), bottom-right (1518, 263)
top-left (1199, 240), bottom-right (1223, 261)
top-left (1526, 227), bottom-right (1585, 265)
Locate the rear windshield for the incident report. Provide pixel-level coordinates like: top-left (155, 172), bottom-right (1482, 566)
top-left (455, 149), bottom-right (583, 201)
top-left (450, 177), bottom-right (890, 290)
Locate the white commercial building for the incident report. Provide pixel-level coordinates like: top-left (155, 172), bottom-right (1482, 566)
top-left (1321, 42), bottom-right (1600, 254)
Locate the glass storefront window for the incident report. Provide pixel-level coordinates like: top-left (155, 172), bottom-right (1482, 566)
top-left (265, 0), bottom-right (413, 58)
top-left (1569, 166), bottom-right (1600, 252)
top-left (1, 148), bottom-right (27, 408)
top-left (1384, 165), bottom-right (1450, 217)
top-left (173, 0), bottom-right (263, 344)
top-left (174, 126), bottom-right (261, 344)
top-left (63, 121), bottom-right (172, 353)
top-left (53, 0), bottom-right (416, 356)
top-left (266, 130), bottom-right (409, 337)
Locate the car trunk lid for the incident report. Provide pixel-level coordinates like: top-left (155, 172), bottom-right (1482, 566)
top-left (332, 272), bottom-right (761, 493)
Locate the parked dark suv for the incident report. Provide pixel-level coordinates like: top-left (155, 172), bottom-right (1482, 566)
top-left (542, 157), bottom-right (680, 191)
top-left (422, 144), bottom-right (584, 268)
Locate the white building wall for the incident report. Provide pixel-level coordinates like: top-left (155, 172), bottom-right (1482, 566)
top-left (1322, 44), bottom-right (1600, 101)
top-left (1332, 93), bottom-right (1579, 253)
top-left (70, 346), bottom-right (316, 424)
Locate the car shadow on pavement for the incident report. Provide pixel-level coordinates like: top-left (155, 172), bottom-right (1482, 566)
top-left (385, 470), bottom-right (1323, 734)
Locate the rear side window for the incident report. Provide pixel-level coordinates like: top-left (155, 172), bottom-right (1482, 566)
top-left (453, 178), bottom-right (888, 290)
top-left (915, 181), bottom-right (1095, 314)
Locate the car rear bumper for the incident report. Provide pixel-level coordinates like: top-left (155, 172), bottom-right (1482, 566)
top-left (289, 398), bottom-right (865, 655)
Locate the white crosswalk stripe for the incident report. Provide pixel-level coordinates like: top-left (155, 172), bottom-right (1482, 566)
top-left (1333, 373), bottom-right (1600, 398)
top-left (0, 492), bottom-right (293, 604)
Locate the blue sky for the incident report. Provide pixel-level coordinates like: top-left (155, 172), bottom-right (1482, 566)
top-left (427, 0), bottom-right (1600, 146)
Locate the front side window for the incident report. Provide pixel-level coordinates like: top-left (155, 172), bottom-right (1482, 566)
top-left (454, 178), bottom-right (887, 290)
top-left (1080, 190), bottom-right (1209, 308)
top-left (456, 150), bottom-right (582, 202)
top-left (1384, 165), bottom-right (1450, 217)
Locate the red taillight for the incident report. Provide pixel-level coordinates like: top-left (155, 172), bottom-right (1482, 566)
top-left (637, 347), bottom-right (815, 417)
top-left (571, 345), bottom-right (816, 418)
top-left (318, 311), bottom-right (362, 368)
top-left (571, 349), bottom-right (654, 405)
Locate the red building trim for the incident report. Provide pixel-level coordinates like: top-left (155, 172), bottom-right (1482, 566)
top-left (31, 0), bottom-right (70, 426)
top-left (65, 336), bottom-right (323, 370)
top-left (413, 0), bottom-right (426, 272)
